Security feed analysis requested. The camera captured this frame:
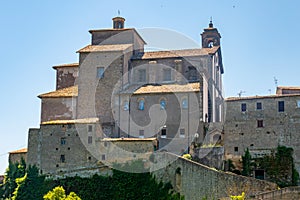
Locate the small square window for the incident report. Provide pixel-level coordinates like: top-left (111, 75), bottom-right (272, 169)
top-left (97, 67), bottom-right (105, 78)
top-left (257, 120), bottom-right (264, 128)
top-left (182, 99), bottom-right (188, 109)
top-left (278, 101), bottom-right (284, 112)
top-left (102, 154), bottom-right (106, 160)
top-left (160, 99), bottom-right (166, 110)
top-left (88, 136), bottom-right (93, 144)
top-left (234, 147), bottom-right (238, 152)
top-left (139, 130), bottom-right (144, 138)
top-left (161, 129), bottom-right (167, 138)
top-left (88, 125), bottom-right (93, 132)
top-left (256, 102), bottom-right (262, 110)
top-left (138, 99), bottom-right (145, 110)
top-left (163, 69), bottom-right (172, 81)
top-left (123, 101), bottom-right (129, 111)
top-left (138, 69), bottom-right (146, 82)
top-left (241, 103), bottom-right (247, 112)
top-left (60, 155), bottom-right (65, 163)
top-left (179, 128), bottom-right (185, 138)
top-left (61, 138), bottom-right (66, 145)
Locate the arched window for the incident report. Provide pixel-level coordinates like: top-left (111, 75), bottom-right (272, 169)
top-left (182, 98), bottom-right (188, 109)
top-left (138, 99), bottom-right (145, 110)
top-left (160, 99), bottom-right (166, 110)
top-left (123, 101), bottom-right (129, 111)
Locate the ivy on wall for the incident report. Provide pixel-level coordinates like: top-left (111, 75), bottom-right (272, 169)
top-left (1, 159), bottom-right (184, 200)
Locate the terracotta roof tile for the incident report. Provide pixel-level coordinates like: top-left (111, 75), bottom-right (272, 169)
top-left (77, 44), bottom-right (133, 53)
top-left (38, 85), bottom-right (78, 98)
top-left (41, 118), bottom-right (99, 125)
top-left (133, 83), bottom-right (200, 94)
top-left (52, 63), bottom-right (79, 69)
top-left (101, 138), bottom-right (156, 142)
top-left (277, 86), bottom-right (300, 90)
top-left (9, 148), bottom-right (27, 154)
top-left (132, 46), bottom-right (219, 59)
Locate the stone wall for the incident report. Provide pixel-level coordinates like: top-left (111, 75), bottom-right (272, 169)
top-left (224, 94), bottom-right (300, 174)
top-left (151, 153), bottom-right (277, 200)
top-left (27, 123), bottom-right (100, 175)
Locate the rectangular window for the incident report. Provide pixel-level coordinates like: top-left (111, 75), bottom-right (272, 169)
top-left (179, 128), bottom-right (185, 138)
top-left (241, 103), bottom-right (247, 112)
top-left (297, 100), bottom-right (300, 108)
top-left (101, 154), bottom-right (106, 160)
top-left (163, 69), bottom-right (171, 81)
top-left (278, 101), bottom-right (285, 112)
top-left (257, 120), bottom-right (264, 128)
top-left (256, 102), bottom-right (262, 110)
top-left (60, 155), bottom-right (65, 163)
top-left (88, 136), bottom-right (92, 144)
top-left (161, 129), bottom-right (167, 138)
top-left (88, 125), bottom-right (93, 132)
top-left (97, 67), bottom-right (105, 78)
top-left (234, 147), bottom-right (238, 152)
top-left (139, 130), bottom-right (144, 138)
top-left (61, 137), bottom-right (66, 145)
top-left (138, 69), bottom-right (146, 82)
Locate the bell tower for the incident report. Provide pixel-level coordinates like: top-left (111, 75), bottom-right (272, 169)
top-left (112, 16), bottom-right (125, 29)
top-left (201, 19), bottom-right (221, 48)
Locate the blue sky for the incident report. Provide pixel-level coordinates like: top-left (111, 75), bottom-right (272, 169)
top-left (0, 0), bottom-right (300, 174)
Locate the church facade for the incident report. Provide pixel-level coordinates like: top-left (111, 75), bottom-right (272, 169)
top-left (27, 16), bottom-right (225, 175)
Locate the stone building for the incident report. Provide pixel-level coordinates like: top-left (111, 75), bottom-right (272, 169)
top-left (8, 148), bottom-right (27, 164)
top-left (224, 86), bottom-right (300, 175)
top-left (27, 16), bottom-right (225, 175)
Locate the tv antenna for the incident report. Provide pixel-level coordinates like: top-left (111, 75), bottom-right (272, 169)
top-left (118, 10), bottom-right (120, 16)
top-left (238, 90), bottom-right (246, 97)
top-left (273, 77), bottom-right (278, 87)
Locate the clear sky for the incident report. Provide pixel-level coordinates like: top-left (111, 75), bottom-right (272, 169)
top-left (1, 0), bottom-right (300, 174)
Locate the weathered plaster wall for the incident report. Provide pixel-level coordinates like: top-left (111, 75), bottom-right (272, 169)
top-left (56, 67), bottom-right (78, 90)
top-left (40, 97), bottom-right (76, 123)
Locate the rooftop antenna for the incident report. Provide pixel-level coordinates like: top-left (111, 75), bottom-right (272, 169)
top-left (273, 77), bottom-right (278, 87)
top-left (118, 10), bottom-right (120, 16)
top-left (238, 90), bottom-right (246, 97)
top-left (268, 89), bottom-right (271, 95)
top-left (209, 16), bottom-right (213, 28)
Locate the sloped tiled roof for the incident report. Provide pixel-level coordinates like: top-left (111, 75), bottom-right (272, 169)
top-left (9, 148), bottom-right (27, 154)
top-left (38, 85), bottom-right (78, 98)
top-left (133, 83), bottom-right (200, 94)
top-left (132, 46), bottom-right (219, 59)
top-left (52, 63), bottom-right (79, 69)
top-left (77, 44), bottom-right (133, 53)
top-left (41, 118), bottom-right (99, 125)
top-left (101, 138), bottom-right (156, 142)
top-left (277, 86), bottom-right (300, 90)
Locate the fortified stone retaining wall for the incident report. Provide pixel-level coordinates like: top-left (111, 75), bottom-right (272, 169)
top-left (151, 153), bottom-right (277, 200)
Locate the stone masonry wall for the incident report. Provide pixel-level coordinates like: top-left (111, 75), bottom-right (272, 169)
top-left (151, 153), bottom-right (277, 200)
top-left (224, 95), bottom-right (300, 175)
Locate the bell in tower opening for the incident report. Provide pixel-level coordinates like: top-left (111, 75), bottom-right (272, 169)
top-left (201, 19), bottom-right (221, 48)
top-left (113, 16), bottom-right (125, 29)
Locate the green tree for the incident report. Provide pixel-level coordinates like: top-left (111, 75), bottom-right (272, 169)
top-left (242, 148), bottom-right (252, 176)
top-left (43, 186), bottom-right (81, 200)
top-left (12, 165), bottom-right (48, 200)
top-left (0, 157), bottom-right (26, 199)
